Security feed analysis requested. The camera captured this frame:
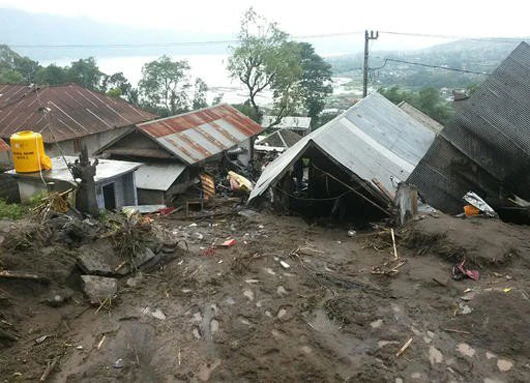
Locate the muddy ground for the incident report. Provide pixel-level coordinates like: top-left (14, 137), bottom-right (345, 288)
top-left (1, 209), bottom-right (529, 382)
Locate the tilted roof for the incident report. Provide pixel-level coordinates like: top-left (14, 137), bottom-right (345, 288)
top-left (0, 84), bottom-right (157, 143)
top-left (249, 92), bottom-right (436, 202)
top-left (408, 41), bottom-right (530, 213)
top-left (137, 104), bottom-right (264, 165)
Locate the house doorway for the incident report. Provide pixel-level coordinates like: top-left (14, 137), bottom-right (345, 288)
top-left (102, 183), bottom-right (116, 210)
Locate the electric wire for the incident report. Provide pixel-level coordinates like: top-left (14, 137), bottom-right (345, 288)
top-left (369, 57), bottom-right (490, 75)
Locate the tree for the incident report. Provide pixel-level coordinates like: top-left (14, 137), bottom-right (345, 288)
top-left (35, 64), bottom-right (69, 86)
top-left (0, 44), bottom-right (40, 84)
top-left (297, 42), bottom-right (333, 129)
top-left (102, 72), bottom-right (132, 97)
top-left (379, 86), bottom-right (454, 125)
top-left (67, 57), bottom-right (104, 90)
top-left (138, 55), bottom-right (191, 116)
top-left (227, 8), bottom-right (303, 125)
top-left (192, 78), bottom-right (208, 110)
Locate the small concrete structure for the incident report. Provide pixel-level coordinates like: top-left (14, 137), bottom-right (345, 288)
top-left (6, 156), bottom-right (142, 211)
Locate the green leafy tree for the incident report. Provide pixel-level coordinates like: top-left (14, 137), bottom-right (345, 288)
top-left (298, 42), bottom-right (333, 129)
top-left (67, 57), bottom-right (104, 90)
top-left (0, 44), bottom-right (40, 84)
top-left (35, 64), bottom-right (69, 86)
top-left (379, 86), bottom-right (454, 125)
top-left (138, 55), bottom-right (191, 116)
top-left (192, 78), bottom-right (208, 110)
top-left (102, 72), bottom-right (132, 97)
top-left (227, 8), bottom-right (303, 125)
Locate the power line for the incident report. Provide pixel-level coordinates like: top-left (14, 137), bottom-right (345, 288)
top-left (6, 31), bottom-right (366, 50)
top-left (370, 57), bottom-right (490, 75)
top-left (6, 30), bottom-right (525, 50)
top-left (379, 31), bottom-right (527, 42)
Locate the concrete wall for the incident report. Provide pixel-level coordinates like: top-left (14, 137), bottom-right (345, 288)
top-left (137, 189), bottom-right (165, 205)
top-left (45, 127), bottom-right (133, 158)
top-left (95, 172), bottom-right (138, 211)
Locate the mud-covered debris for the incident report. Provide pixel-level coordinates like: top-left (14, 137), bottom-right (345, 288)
top-left (81, 275), bottom-right (117, 305)
top-left (35, 335), bottom-right (49, 344)
top-left (43, 288), bottom-right (74, 307)
top-left (113, 358), bottom-right (124, 369)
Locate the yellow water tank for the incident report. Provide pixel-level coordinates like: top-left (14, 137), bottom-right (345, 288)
top-left (10, 131), bottom-right (52, 173)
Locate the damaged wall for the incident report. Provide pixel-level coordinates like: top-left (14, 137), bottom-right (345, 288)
top-left (408, 42), bottom-right (530, 214)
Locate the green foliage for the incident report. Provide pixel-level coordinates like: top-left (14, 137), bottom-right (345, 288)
top-left (231, 101), bottom-right (261, 123)
top-left (192, 78), bottom-right (208, 110)
top-left (0, 44), bottom-right (39, 84)
top-left (379, 86), bottom-right (454, 125)
top-left (0, 199), bottom-right (26, 220)
top-left (35, 64), bottom-right (69, 86)
top-left (298, 42), bottom-right (333, 128)
top-left (228, 9), bottom-right (332, 129)
top-left (227, 8), bottom-right (302, 125)
top-left (67, 57), bottom-right (104, 90)
top-left (102, 72), bottom-right (132, 96)
top-left (138, 55), bottom-right (191, 116)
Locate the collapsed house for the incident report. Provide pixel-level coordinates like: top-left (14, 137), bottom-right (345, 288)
top-left (408, 42), bottom-right (530, 221)
top-left (254, 129), bottom-right (302, 153)
top-left (96, 104), bottom-right (264, 205)
top-left (248, 93), bottom-right (437, 223)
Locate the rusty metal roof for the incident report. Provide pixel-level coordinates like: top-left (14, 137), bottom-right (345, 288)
top-left (0, 84), bottom-right (157, 143)
top-left (138, 104), bottom-right (264, 165)
top-left (0, 84), bottom-right (34, 108)
top-left (0, 137), bottom-right (9, 153)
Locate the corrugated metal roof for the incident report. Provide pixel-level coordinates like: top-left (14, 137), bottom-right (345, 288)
top-left (0, 138), bottom-right (9, 153)
top-left (249, 92), bottom-right (436, 202)
top-left (256, 129), bottom-right (302, 148)
top-left (262, 116), bottom-right (312, 130)
top-left (0, 84), bottom-right (157, 143)
top-left (6, 156), bottom-right (142, 183)
top-left (0, 84), bottom-right (33, 108)
top-left (138, 104), bottom-right (264, 165)
top-left (135, 162), bottom-right (186, 191)
top-left (398, 101), bottom-right (444, 134)
top-left (408, 41), bottom-right (530, 213)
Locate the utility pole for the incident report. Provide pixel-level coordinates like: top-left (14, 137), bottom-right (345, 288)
top-left (363, 30), bottom-right (379, 98)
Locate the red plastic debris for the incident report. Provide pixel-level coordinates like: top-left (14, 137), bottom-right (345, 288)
top-left (220, 238), bottom-right (237, 247)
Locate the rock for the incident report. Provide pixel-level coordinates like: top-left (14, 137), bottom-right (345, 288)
top-left (279, 261), bottom-right (290, 269)
top-left (428, 345), bottom-right (443, 365)
top-left (277, 286), bottom-right (288, 296)
top-left (277, 308), bottom-right (287, 319)
top-left (141, 307), bottom-right (166, 320)
top-left (370, 319), bottom-right (383, 328)
top-left (81, 275), bottom-right (118, 305)
top-left (497, 359), bottom-right (513, 372)
top-left (126, 273), bottom-right (144, 288)
top-left (77, 241), bottom-right (154, 276)
top-left (43, 288), bottom-right (74, 307)
top-left (243, 289), bottom-right (254, 301)
top-left (456, 343), bottom-right (475, 357)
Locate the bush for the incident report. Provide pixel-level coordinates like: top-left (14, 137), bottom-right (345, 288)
top-left (0, 199), bottom-right (26, 220)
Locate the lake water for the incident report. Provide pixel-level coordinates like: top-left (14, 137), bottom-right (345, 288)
top-left (43, 53), bottom-right (356, 105)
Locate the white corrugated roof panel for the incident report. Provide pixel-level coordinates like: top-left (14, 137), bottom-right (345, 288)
top-left (135, 162), bottom-right (186, 191)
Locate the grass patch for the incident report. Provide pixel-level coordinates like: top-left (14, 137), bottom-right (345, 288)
top-left (0, 199), bottom-right (26, 220)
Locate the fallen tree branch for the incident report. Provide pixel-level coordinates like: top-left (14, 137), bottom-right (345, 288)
top-left (0, 270), bottom-right (49, 283)
top-left (395, 337), bottom-right (413, 357)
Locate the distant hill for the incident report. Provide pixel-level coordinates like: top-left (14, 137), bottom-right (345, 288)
top-left (0, 8), bottom-right (233, 61)
top-left (327, 38), bottom-right (527, 89)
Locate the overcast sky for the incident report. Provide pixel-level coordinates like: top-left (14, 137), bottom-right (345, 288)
top-left (0, 0), bottom-right (528, 39)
